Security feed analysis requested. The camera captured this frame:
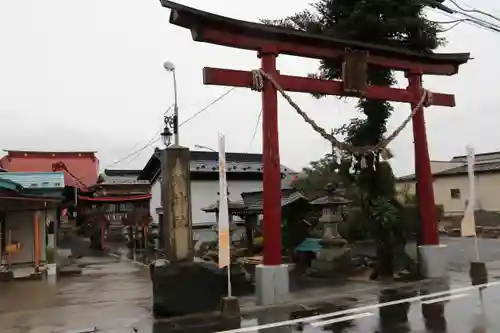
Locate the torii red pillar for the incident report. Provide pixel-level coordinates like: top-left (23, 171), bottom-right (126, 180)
top-left (160, 1), bottom-right (470, 282)
top-left (409, 73), bottom-right (439, 246)
top-left (260, 49), bottom-right (283, 265)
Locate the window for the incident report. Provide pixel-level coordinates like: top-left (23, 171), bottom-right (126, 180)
top-left (450, 188), bottom-right (461, 199)
top-left (118, 202), bottom-right (134, 212)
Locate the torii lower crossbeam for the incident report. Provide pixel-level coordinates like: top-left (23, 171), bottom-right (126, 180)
top-left (204, 67), bottom-right (457, 107)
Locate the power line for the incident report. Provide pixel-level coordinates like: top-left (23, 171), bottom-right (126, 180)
top-left (440, 21), bottom-right (462, 32)
top-left (107, 136), bottom-right (161, 168)
top-left (430, 18), bottom-right (464, 24)
top-left (108, 87), bottom-right (236, 168)
top-left (106, 105), bottom-right (174, 168)
top-left (245, 109), bottom-right (262, 153)
top-left (426, 0), bottom-right (500, 33)
top-left (454, 11), bottom-right (500, 32)
top-left (431, 8), bottom-right (500, 33)
top-left (178, 88), bottom-right (236, 127)
top-left (447, 0), bottom-right (500, 23)
top-left (124, 132), bottom-right (163, 166)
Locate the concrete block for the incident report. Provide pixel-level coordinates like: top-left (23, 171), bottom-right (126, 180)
top-left (0, 271), bottom-right (14, 282)
top-left (255, 264), bottom-right (289, 306)
top-left (221, 296), bottom-right (240, 319)
top-left (419, 244), bottom-right (448, 278)
top-left (28, 272), bottom-right (44, 281)
top-left (470, 261), bottom-right (488, 286)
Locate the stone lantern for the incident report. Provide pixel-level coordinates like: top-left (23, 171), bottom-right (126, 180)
top-left (309, 182), bottom-right (352, 277)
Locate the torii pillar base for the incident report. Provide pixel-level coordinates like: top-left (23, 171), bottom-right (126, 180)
top-left (419, 245), bottom-right (448, 278)
top-left (255, 264), bottom-right (289, 305)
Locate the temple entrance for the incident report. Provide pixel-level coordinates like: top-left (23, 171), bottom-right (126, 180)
top-left (160, 1), bottom-right (469, 305)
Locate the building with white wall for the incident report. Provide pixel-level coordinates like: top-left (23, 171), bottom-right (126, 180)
top-left (138, 149), bottom-right (295, 227)
top-left (396, 151), bottom-right (500, 216)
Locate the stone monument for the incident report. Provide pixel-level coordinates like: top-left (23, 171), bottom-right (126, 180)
top-left (309, 182), bottom-right (352, 278)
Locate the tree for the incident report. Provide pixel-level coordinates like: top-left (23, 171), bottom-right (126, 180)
top-left (293, 152), bottom-right (340, 199)
top-left (265, 0), bottom-right (445, 278)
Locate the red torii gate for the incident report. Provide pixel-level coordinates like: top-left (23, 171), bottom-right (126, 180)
top-left (160, 1), bottom-right (469, 294)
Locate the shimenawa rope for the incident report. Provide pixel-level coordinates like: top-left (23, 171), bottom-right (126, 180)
top-left (250, 69), bottom-right (432, 165)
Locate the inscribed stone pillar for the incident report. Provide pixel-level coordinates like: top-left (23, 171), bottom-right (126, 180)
top-left (161, 146), bottom-right (193, 261)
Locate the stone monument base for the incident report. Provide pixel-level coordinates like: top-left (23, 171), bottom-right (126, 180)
top-left (151, 260), bottom-right (250, 317)
top-left (310, 239), bottom-right (351, 278)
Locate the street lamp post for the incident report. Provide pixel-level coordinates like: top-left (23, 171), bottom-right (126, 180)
top-left (164, 61), bottom-right (179, 146)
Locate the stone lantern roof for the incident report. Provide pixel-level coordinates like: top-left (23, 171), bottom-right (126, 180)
top-left (309, 182), bottom-right (351, 206)
top-left (201, 199), bottom-right (247, 214)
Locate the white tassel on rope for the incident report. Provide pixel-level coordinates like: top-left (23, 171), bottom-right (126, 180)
top-left (380, 147), bottom-right (394, 161)
top-left (360, 155), bottom-right (367, 169)
top-left (460, 145), bottom-right (480, 261)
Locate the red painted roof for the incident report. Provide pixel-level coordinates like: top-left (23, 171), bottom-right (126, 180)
top-left (0, 151), bottom-right (99, 189)
top-left (78, 194), bottom-right (151, 202)
top-left (0, 194), bottom-right (61, 202)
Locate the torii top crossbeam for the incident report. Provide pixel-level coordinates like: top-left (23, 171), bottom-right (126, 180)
top-left (161, 1), bottom-right (469, 76)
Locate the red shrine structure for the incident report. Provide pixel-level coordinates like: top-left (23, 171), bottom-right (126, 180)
top-left (160, 1), bottom-right (469, 304)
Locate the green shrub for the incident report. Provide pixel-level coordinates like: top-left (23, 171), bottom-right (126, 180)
top-left (343, 203), bottom-right (445, 242)
top-left (342, 206), bottom-right (370, 241)
top-left (401, 204), bottom-right (444, 237)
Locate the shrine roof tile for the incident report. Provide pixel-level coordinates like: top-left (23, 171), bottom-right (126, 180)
top-left (201, 200), bottom-right (247, 213)
top-left (241, 188), bottom-right (309, 212)
top-left (138, 149), bottom-right (294, 183)
top-left (310, 196), bottom-right (351, 206)
top-left (0, 172), bottom-right (65, 189)
top-left (397, 161), bottom-right (500, 181)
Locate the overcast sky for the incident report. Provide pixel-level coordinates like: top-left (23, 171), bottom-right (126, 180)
top-left (1, 0), bottom-right (499, 176)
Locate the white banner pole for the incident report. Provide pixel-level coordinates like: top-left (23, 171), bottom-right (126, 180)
top-left (218, 134), bottom-right (232, 297)
top-left (464, 145), bottom-right (480, 261)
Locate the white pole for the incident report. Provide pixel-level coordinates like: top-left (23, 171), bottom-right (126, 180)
top-left (466, 146), bottom-right (480, 261)
top-left (218, 134), bottom-right (232, 297)
top-left (473, 234), bottom-right (480, 261)
top-left (172, 70), bottom-right (179, 146)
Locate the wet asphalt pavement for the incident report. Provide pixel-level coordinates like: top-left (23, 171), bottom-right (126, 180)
top-left (233, 277), bottom-right (500, 333)
top-left (0, 256), bottom-right (152, 333)
top-left (1, 237), bottom-right (500, 333)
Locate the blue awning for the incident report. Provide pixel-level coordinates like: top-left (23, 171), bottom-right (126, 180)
top-left (295, 238), bottom-right (322, 253)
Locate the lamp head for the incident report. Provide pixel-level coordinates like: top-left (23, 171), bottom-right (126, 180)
top-left (160, 125), bottom-right (173, 147)
top-left (163, 61), bottom-right (175, 72)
